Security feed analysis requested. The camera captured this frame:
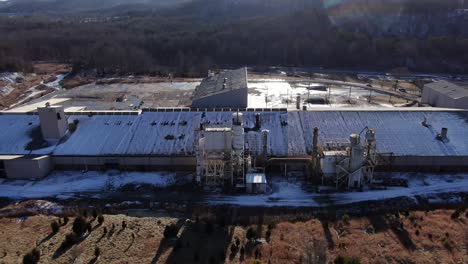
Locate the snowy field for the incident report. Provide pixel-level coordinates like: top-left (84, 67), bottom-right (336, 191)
top-left (0, 171), bottom-right (177, 199)
top-left (0, 171), bottom-right (466, 208)
top-left (248, 80), bottom-right (397, 109)
top-left (206, 173), bottom-right (468, 207)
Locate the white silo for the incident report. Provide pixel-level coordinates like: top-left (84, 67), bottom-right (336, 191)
top-left (348, 134), bottom-right (364, 188)
top-left (261, 129), bottom-right (270, 160)
top-left (232, 112), bottom-right (245, 186)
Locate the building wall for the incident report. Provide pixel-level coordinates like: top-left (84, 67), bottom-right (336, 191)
top-left (3, 156), bottom-right (53, 179)
top-left (246, 183), bottom-right (267, 193)
top-left (379, 155), bottom-right (468, 172)
top-left (422, 87), bottom-right (468, 109)
top-left (53, 156), bottom-right (196, 171)
top-left (192, 88), bottom-right (248, 108)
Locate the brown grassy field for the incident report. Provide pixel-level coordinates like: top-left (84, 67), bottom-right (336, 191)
top-left (0, 209), bottom-right (466, 264)
top-left (0, 63), bottom-right (70, 109)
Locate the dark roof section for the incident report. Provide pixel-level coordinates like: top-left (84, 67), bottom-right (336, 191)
top-left (425, 81), bottom-right (468, 100)
top-left (192, 68), bottom-right (248, 100)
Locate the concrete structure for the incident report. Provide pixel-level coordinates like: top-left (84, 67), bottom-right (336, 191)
top-left (198, 127), bottom-right (234, 186)
top-left (37, 104), bottom-right (68, 140)
top-left (0, 155), bottom-right (52, 179)
top-left (246, 173), bottom-right (267, 193)
top-left (422, 81), bottom-right (468, 109)
top-left (191, 68), bottom-right (248, 108)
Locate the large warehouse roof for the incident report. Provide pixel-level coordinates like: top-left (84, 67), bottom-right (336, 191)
top-left (192, 68), bottom-right (247, 100)
top-left (0, 110), bottom-right (467, 157)
top-left (425, 81), bottom-right (468, 100)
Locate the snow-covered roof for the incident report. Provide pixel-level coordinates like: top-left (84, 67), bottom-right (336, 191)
top-left (192, 68), bottom-right (247, 100)
top-left (0, 110), bottom-right (467, 157)
top-left (0, 114), bottom-right (57, 155)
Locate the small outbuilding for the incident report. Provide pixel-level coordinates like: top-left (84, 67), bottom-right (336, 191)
top-left (0, 155), bottom-right (53, 180)
top-left (246, 172), bottom-right (267, 193)
top-left (422, 81), bottom-right (468, 109)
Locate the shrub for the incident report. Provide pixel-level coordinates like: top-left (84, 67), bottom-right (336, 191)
top-left (267, 222), bottom-right (277, 230)
top-left (63, 216), bottom-right (69, 225)
top-left (240, 246), bottom-right (245, 256)
top-left (23, 248), bottom-right (40, 264)
top-left (92, 209), bottom-right (98, 219)
top-left (451, 210), bottom-right (461, 219)
top-left (252, 259), bottom-right (263, 264)
top-left (441, 236), bottom-right (452, 249)
top-left (103, 227), bottom-right (108, 235)
top-left (87, 222), bottom-right (92, 233)
top-left (334, 255), bottom-right (361, 264)
top-left (246, 227), bottom-right (258, 241)
top-left (163, 224), bottom-right (179, 239)
top-left (68, 122), bottom-right (77, 132)
top-left (341, 214), bottom-right (350, 224)
top-left (230, 244), bottom-right (237, 255)
top-left (97, 215), bottom-right (104, 225)
top-left (63, 232), bottom-right (78, 248)
top-left (51, 221), bottom-right (60, 234)
top-left (94, 247), bottom-right (100, 257)
top-left (122, 220), bottom-right (127, 230)
top-left (235, 237), bottom-right (240, 247)
top-left (265, 230), bottom-right (271, 242)
top-left (415, 230), bottom-right (420, 236)
top-left (72, 216), bottom-right (88, 236)
top-left (408, 214), bottom-right (418, 222)
top-left (205, 221), bottom-right (214, 234)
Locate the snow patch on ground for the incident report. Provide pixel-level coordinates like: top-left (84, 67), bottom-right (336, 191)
top-left (0, 170), bottom-right (177, 199)
top-left (207, 173), bottom-right (468, 207)
top-left (0, 72), bottom-right (22, 83)
top-left (248, 80), bottom-right (397, 109)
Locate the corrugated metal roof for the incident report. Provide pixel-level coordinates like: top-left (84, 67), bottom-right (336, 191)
top-left (0, 110), bottom-right (467, 157)
top-left (192, 68), bottom-right (247, 100)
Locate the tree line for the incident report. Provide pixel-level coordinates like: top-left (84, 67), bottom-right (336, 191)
top-left (0, 3), bottom-right (467, 76)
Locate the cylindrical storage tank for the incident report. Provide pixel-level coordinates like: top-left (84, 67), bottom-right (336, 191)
top-left (365, 129), bottom-right (376, 143)
top-left (350, 134), bottom-right (360, 146)
top-left (232, 112), bottom-right (243, 126)
top-left (255, 113), bottom-right (261, 129)
top-left (232, 125), bottom-right (244, 150)
top-left (261, 129), bottom-right (270, 157)
top-left (194, 114), bottom-right (201, 130)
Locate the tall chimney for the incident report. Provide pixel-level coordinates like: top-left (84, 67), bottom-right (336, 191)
top-left (296, 94), bottom-right (301, 110)
top-left (313, 127), bottom-right (319, 154)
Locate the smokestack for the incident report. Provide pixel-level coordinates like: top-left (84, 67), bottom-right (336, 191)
top-left (296, 94), bottom-right (301, 110)
top-left (313, 127), bottom-right (319, 154)
top-left (261, 129), bottom-right (269, 161)
top-left (255, 113), bottom-right (261, 130)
